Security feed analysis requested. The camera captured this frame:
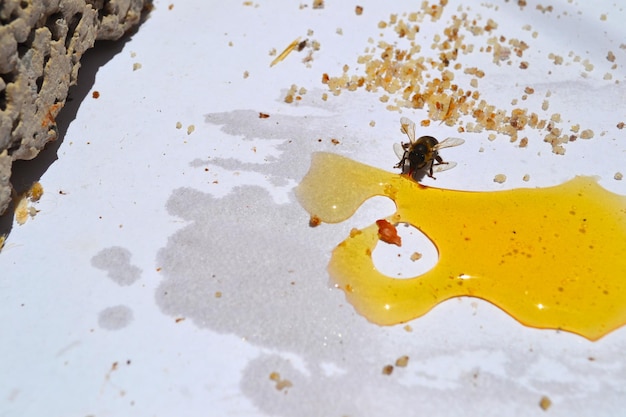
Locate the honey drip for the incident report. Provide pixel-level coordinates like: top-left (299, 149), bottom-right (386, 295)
top-left (295, 152), bottom-right (626, 341)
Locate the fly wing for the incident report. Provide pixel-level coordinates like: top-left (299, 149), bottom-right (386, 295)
top-left (399, 117), bottom-right (417, 144)
top-left (393, 142), bottom-right (406, 160)
top-left (434, 137), bottom-right (465, 150)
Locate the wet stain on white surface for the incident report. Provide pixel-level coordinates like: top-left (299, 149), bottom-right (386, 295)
top-left (152, 110), bottom-right (626, 416)
top-left (98, 305), bottom-right (134, 330)
top-left (91, 246), bottom-right (142, 286)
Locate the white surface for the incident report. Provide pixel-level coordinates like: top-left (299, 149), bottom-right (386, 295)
top-left (2, 1), bottom-right (626, 416)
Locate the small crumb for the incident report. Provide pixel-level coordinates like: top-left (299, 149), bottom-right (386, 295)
top-left (176, 121), bottom-right (182, 129)
top-left (410, 252), bottom-right (422, 261)
top-left (132, 62), bottom-right (142, 71)
top-left (175, 317), bottom-right (185, 323)
top-left (582, 59), bottom-right (594, 72)
top-left (376, 219), bottom-right (401, 246)
top-left (168, 4), bottom-right (174, 10)
top-left (243, 70), bottom-right (249, 79)
top-left (269, 372), bottom-right (292, 391)
top-left (524, 86), bottom-right (534, 94)
top-left (321, 93), bottom-right (328, 101)
top-left (259, 112), bottom-right (270, 119)
top-left (369, 120), bottom-right (376, 127)
top-left (523, 174), bottom-right (530, 181)
top-left (403, 325), bottom-right (413, 332)
top-left (542, 100), bottom-right (549, 111)
top-left (420, 120), bottom-right (431, 127)
top-left (539, 395), bottom-right (552, 411)
top-left (355, 5), bottom-right (363, 15)
top-left (519, 61), bottom-right (529, 69)
top-left (617, 122), bottom-right (625, 129)
top-left (187, 125), bottom-right (195, 135)
top-left (312, 0), bottom-right (324, 9)
top-left (580, 129), bottom-right (594, 139)
top-left (215, 291), bottom-right (222, 298)
top-left (309, 215), bottom-right (321, 227)
top-left (331, 138), bottom-right (340, 145)
top-left (607, 51), bottom-right (616, 62)
top-left (336, 27), bottom-right (343, 35)
top-left (382, 365), bottom-right (394, 375)
top-left (600, 13), bottom-right (607, 21)
top-left (29, 182), bottom-right (44, 201)
top-left (493, 174), bottom-right (507, 183)
top-left (92, 91), bottom-right (100, 99)
top-left (615, 172), bottom-right (623, 181)
top-left (395, 356), bottom-right (410, 367)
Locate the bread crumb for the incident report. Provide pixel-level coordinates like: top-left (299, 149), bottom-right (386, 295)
top-left (176, 121), bottom-right (182, 129)
top-left (269, 372), bottom-right (293, 391)
top-left (410, 252), bottom-right (422, 261)
top-left (215, 291), bottom-right (222, 298)
top-left (403, 324), bottom-right (413, 332)
top-left (541, 100), bottom-right (549, 111)
top-left (259, 112), bottom-right (270, 118)
top-left (29, 182), bottom-right (44, 202)
top-left (539, 395), bottom-right (552, 411)
top-left (243, 70), bottom-right (249, 79)
top-left (523, 174), bottom-right (530, 182)
top-left (494, 174), bottom-right (507, 183)
top-left (395, 356), bottom-right (410, 367)
top-left (376, 219), bottom-right (401, 246)
top-left (92, 91), bottom-right (100, 99)
top-left (187, 125), bottom-right (195, 135)
top-left (309, 215), bottom-right (321, 227)
top-left (132, 62), bottom-right (142, 71)
top-left (617, 122), bottom-right (625, 129)
top-left (355, 5), bottom-right (363, 15)
top-left (382, 365), bottom-right (394, 375)
top-left (312, 0), bottom-right (324, 9)
top-left (615, 172), bottom-right (623, 181)
top-left (580, 129), bottom-right (594, 139)
top-left (607, 51), bottom-right (616, 62)
top-left (369, 120), bottom-right (376, 127)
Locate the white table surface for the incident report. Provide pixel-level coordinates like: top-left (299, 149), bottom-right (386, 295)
top-left (2, 1), bottom-right (626, 416)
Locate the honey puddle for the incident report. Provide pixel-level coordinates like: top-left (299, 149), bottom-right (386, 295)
top-left (295, 152), bottom-right (626, 341)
